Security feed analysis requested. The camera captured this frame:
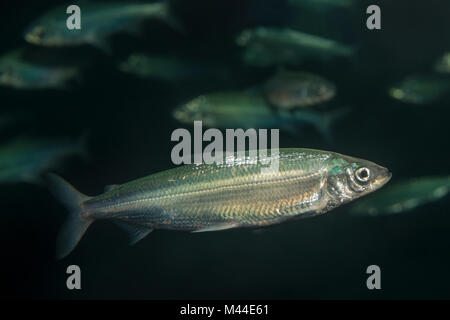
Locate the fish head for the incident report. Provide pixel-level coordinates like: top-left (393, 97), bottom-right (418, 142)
top-left (25, 17), bottom-right (71, 47)
top-left (388, 83), bottom-right (419, 104)
top-left (25, 24), bottom-right (51, 45)
top-left (325, 154), bottom-right (391, 207)
top-left (172, 96), bottom-right (216, 127)
top-left (388, 76), bottom-right (435, 105)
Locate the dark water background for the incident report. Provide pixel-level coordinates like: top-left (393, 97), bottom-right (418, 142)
top-left (0, 0), bottom-right (449, 299)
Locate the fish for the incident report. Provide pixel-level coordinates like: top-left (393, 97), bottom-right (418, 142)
top-left (0, 134), bottom-right (87, 185)
top-left (0, 49), bottom-right (79, 89)
top-left (350, 176), bottom-right (450, 216)
top-left (263, 70), bottom-right (336, 110)
top-left (388, 74), bottom-right (450, 105)
top-left (434, 52), bottom-right (450, 74)
top-left (24, 1), bottom-right (179, 51)
top-left (118, 53), bottom-right (230, 82)
top-left (236, 27), bottom-right (355, 67)
top-left (48, 148), bottom-right (391, 258)
top-left (173, 90), bottom-right (345, 138)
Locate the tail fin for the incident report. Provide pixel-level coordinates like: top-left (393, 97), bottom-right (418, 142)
top-left (47, 173), bottom-right (93, 259)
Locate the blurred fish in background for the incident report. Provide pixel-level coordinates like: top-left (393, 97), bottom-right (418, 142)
top-left (118, 53), bottom-right (231, 82)
top-left (24, 1), bottom-right (181, 52)
top-left (263, 70), bottom-right (336, 110)
top-left (173, 89), bottom-right (346, 138)
top-left (388, 74), bottom-right (450, 105)
top-left (434, 52), bottom-right (450, 74)
top-left (0, 134), bottom-right (88, 185)
top-left (0, 48), bottom-right (80, 89)
top-left (236, 27), bottom-right (355, 67)
top-left (350, 176), bottom-right (450, 216)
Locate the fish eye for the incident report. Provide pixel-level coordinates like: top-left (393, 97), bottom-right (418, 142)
top-left (355, 167), bottom-right (371, 182)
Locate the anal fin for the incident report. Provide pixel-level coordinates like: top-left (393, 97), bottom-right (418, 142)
top-left (114, 221), bottom-right (153, 245)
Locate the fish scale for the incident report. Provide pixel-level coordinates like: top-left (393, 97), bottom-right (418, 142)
top-left (87, 150), bottom-right (331, 228)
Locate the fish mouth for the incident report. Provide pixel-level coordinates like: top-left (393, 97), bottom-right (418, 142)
top-left (372, 168), bottom-right (392, 191)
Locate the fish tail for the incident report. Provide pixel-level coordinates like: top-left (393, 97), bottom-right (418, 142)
top-left (47, 173), bottom-right (93, 259)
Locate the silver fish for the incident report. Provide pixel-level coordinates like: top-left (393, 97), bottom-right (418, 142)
top-left (173, 90), bottom-right (346, 138)
top-left (49, 148), bottom-right (391, 258)
top-left (388, 74), bottom-right (450, 105)
top-left (350, 176), bottom-right (450, 216)
top-left (0, 135), bottom-right (87, 185)
top-left (118, 53), bottom-right (230, 82)
top-left (24, 2), bottom-right (178, 51)
top-left (0, 49), bottom-right (79, 89)
top-left (263, 70), bottom-right (336, 110)
top-left (236, 27), bottom-right (355, 67)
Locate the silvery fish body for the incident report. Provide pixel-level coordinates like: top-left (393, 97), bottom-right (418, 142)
top-left (118, 53), bottom-right (230, 82)
top-left (388, 74), bottom-right (450, 105)
top-left (236, 27), bottom-right (355, 67)
top-left (49, 148), bottom-right (391, 258)
top-left (0, 49), bottom-right (79, 89)
top-left (263, 70), bottom-right (336, 110)
top-left (0, 135), bottom-right (86, 184)
top-left (173, 90), bottom-right (346, 138)
top-left (25, 2), bottom-right (175, 50)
